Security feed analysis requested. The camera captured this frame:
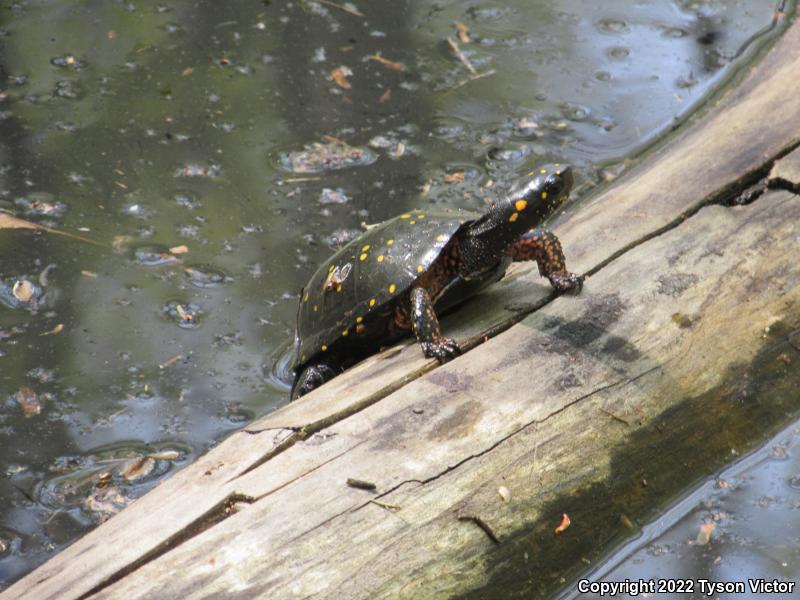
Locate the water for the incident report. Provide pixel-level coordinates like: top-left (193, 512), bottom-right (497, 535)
top-left (0, 0), bottom-right (793, 588)
top-left (563, 419), bottom-right (800, 599)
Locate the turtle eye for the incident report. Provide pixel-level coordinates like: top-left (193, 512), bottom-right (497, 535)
top-left (544, 174), bottom-right (564, 196)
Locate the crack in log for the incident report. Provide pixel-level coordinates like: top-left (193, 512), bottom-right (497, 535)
top-left (360, 365), bottom-right (664, 511)
top-left (76, 493), bottom-right (256, 600)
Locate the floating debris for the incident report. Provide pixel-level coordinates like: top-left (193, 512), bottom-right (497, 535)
top-left (163, 301), bottom-right (202, 329)
top-left (555, 513), bottom-right (571, 534)
top-left (184, 265), bottom-right (228, 288)
top-left (133, 244), bottom-right (181, 267)
top-left (319, 187), bottom-right (350, 204)
top-left (330, 65), bottom-right (353, 89)
top-left (15, 194), bottom-right (67, 217)
top-left (280, 139), bottom-right (377, 174)
top-left (14, 386), bottom-right (42, 417)
top-left (174, 163), bottom-right (221, 178)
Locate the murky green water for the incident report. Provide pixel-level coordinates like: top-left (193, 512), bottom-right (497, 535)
top-left (0, 0), bottom-right (793, 588)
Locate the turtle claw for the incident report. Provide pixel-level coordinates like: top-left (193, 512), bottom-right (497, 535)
top-left (549, 271), bottom-right (583, 293)
top-left (421, 337), bottom-right (462, 362)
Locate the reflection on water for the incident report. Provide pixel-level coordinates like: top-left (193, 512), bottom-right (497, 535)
top-left (0, 0), bottom-right (793, 588)
top-left (565, 419), bottom-right (800, 600)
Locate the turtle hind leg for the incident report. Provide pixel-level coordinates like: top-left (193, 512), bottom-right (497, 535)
top-left (508, 229), bottom-right (583, 292)
top-left (291, 361), bottom-right (338, 400)
top-left (410, 287), bottom-right (461, 362)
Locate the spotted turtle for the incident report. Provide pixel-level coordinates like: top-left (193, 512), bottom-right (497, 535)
top-left (291, 164), bottom-right (581, 399)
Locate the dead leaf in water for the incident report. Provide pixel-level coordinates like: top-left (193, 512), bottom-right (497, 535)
top-left (331, 66), bottom-right (353, 89)
top-left (41, 323), bottom-right (64, 336)
top-left (554, 513), bottom-right (571, 534)
top-left (120, 456), bottom-right (156, 481)
top-left (12, 280), bottom-right (36, 303)
top-left (14, 386), bottom-right (42, 417)
top-left (366, 53), bottom-right (405, 72)
top-left (695, 521), bottom-right (715, 545)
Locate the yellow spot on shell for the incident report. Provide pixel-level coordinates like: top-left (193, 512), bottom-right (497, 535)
top-left (356, 316), bottom-right (364, 323)
top-left (361, 244), bottom-right (370, 252)
top-left (377, 255), bottom-right (385, 262)
top-left (555, 170), bottom-right (561, 175)
top-left (509, 212), bottom-right (519, 223)
top-left (369, 298), bottom-right (376, 307)
top-left (436, 234), bottom-right (447, 242)
top-left (515, 199), bottom-right (528, 211)
top-left (360, 253), bottom-right (368, 261)
top-left (342, 329), bottom-right (349, 336)
top-left (389, 284), bottom-right (396, 293)
top-left (321, 345), bottom-right (328, 351)
top-left (541, 191), bottom-right (548, 200)
top-left (417, 265), bottom-right (424, 273)
top-left (400, 213), bottom-right (411, 219)
top-left (387, 239), bottom-right (394, 246)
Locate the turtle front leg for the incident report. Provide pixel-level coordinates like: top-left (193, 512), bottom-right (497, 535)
top-left (508, 229), bottom-right (583, 292)
top-left (291, 361), bottom-right (338, 400)
top-left (410, 287), bottom-right (461, 362)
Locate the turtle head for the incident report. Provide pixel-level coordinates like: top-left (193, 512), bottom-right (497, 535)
top-left (506, 163), bottom-right (573, 230)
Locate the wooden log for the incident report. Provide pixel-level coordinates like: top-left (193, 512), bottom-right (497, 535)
top-left (5, 18), bottom-right (800, 600)
top-left (88, 191), bottom-right (800, 599)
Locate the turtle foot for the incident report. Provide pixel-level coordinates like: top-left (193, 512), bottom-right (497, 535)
top-left (421, 337), bottom-right (462, 362)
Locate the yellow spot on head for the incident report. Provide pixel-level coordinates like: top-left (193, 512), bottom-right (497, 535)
top-left (387, 239), bottom-right (394, 246)
top-left (555, 170), bottom-right (561, 176)
top-left (436, 234), bottom-right (447, 242)
top-left (377, 255), bottom-right (385, 262)
top-left (336, 284), bottom-right (342, 292)
top-left (328, 264), bottom-right (335, 272)
top-left (541, 191), bottom-right (548, 200)
top-left (417, 265), bottom-right (424, 273)
top-left (304, 293), bottom-right (309, 302)
top-left (417, 213), bottom-right (425, 219)
top-left (515, 199), bottom-right (528, 212)
top-left (389, 284), bottom-right (396, 294)
top-left (540, 169), bottom-right (547, 174)
top-left (313, 304), bottom-right (319, 312)
top-left (400, 213), bottom-right (411, 219)
top-left (321, 345), bottom-right (328, 351)
top-left (509, 212), bottom-right (519, 223)
top-left (301, 354), bottom-right (306, 362)
top-left (342, 329), bottom-right (349, 336)
top-left (369, 298), bottom-right (376, 307)
top-left (409, 220), bottom-right (416, 225)
top-left (356, 316), bottom-right (363, 323)
top-left (359, 252), bottom-right (368, 261)
top-left (361, 244), bottom-right (370, 252)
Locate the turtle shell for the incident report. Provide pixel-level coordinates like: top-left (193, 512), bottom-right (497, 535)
top-left (291, 207), bottom-right (481, 370)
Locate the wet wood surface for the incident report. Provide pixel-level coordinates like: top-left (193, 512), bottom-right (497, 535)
top-left (4, 17), bottom-right (800, 600)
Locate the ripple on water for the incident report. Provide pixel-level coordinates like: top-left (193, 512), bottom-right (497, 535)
top-left (607, 46), bottom-right (631, 60)
top-left (184, 264), bottom-right (228, 288)
top-left (596, 18), bottom-right (630, 35)
top-left (132, 244), bottom-right (180, 267)
top-left (162, 300), bottom-right (202, 329)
